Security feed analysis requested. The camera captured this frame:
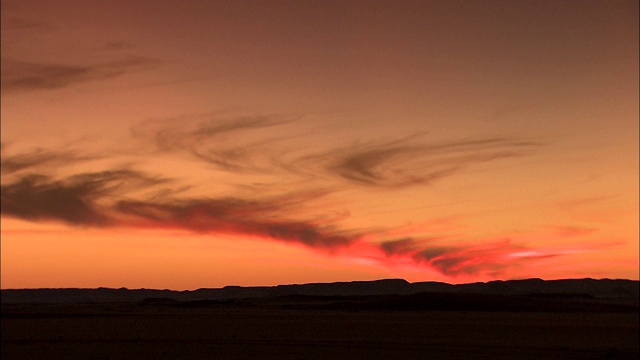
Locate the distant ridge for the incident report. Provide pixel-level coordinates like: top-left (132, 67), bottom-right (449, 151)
top-left (2, 278), bottom-right (638, 304)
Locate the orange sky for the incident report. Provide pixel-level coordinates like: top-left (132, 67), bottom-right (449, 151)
top-left (1, 0), bottom-right (638, 289)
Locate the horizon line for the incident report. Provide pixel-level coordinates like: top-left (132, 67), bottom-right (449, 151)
top-left (3, 277), bottom-right (638, 292)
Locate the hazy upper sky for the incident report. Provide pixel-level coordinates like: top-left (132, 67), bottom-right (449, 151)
top-left (1, 0), bottom-right (638, 289)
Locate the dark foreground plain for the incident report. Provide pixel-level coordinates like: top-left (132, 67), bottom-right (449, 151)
top-left (2, 294), bottom-right (638, 360)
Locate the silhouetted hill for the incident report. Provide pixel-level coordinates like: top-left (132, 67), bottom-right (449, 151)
top-left (2, 278), bottom-right (638, 306)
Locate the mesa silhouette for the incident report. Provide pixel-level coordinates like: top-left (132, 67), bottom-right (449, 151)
top-left (2, 278), bottom-right (638, 313)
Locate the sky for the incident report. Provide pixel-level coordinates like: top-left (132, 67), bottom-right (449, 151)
top-left (1, 0), bottom-right (638, 290)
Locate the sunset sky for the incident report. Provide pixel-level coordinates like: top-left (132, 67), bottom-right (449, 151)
top-left (1, 0), bottom-right (638, 290)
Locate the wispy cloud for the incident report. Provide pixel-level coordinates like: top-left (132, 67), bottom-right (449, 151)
top-left (0, 144), bottom-right (94, 175)
top-left (0, 160), bottom-right (583, 279)
top-left (131, 113), bottom-right (300, 173)
top-left (1, 115), bottom-right (606, 279)
top-left (298, 137), bottom-right (540, 188)
top-left (376, 237), bottom-right (536, 277)
top-left (132, 115), bottom-right (541, 189)
top-left (1, 56), bottom-right (160, 93)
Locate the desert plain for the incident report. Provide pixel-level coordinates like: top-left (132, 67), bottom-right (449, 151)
top-left (2, 291), bottom-right (638, 360)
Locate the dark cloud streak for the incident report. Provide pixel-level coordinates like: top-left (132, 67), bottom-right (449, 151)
top-left (1, 170), bottom-right (358, 249)
top-left (115, 199), bottom-right (354, 248)
top-left (0, 166), bottom-right (553, 277)
top-left (2, 174), bottom-right (108, 225)
top-left (0, 153), bottom-right (538, 278)
top-left (1, 170), bottom-right (165, 226)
